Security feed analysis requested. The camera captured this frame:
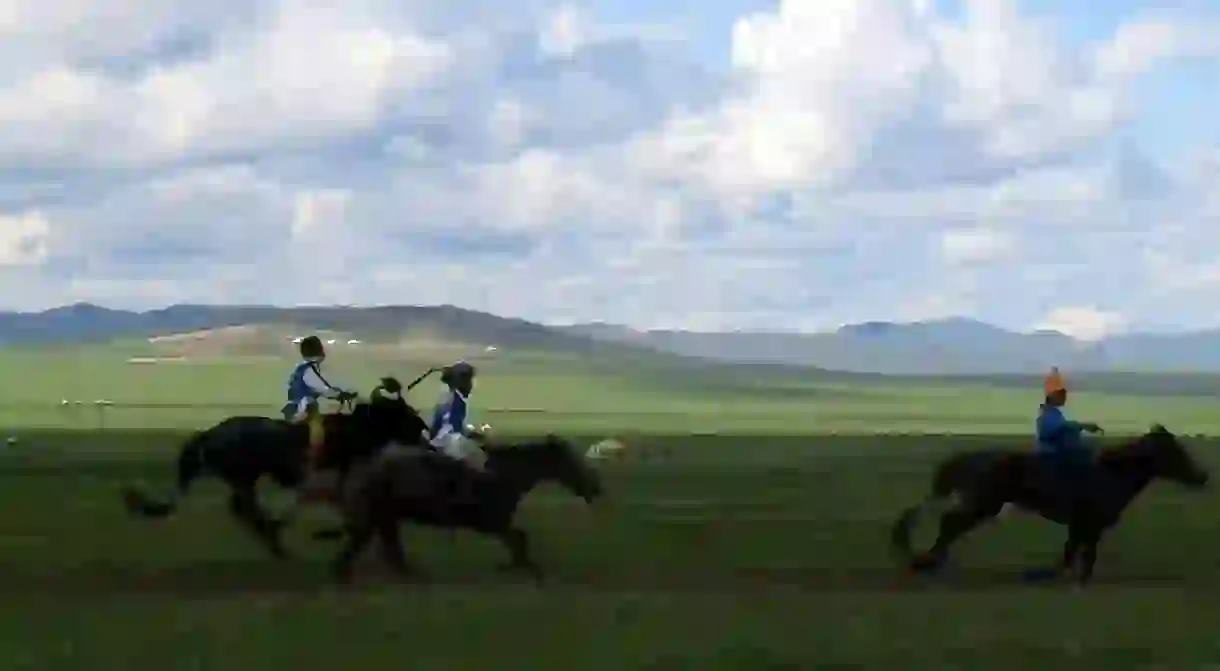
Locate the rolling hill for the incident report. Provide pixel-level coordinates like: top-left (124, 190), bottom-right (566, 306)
top-left (559, 318), bottom-right (1220, 375)
top-left (4, 304), bottom-right (1220, 375)
top-left (0, 303), bottom-right (622, 355)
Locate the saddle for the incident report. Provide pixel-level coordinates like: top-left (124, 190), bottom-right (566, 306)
top-left (1026, 453), bottom-right (1096, 516)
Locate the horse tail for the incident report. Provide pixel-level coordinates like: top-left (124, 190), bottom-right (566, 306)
top-left (889, 453), bottom-right (970, 563)
top-left (122, 430), bottom-right (209, 519)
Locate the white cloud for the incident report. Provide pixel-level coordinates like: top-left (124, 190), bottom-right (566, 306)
top-left (0, 209), bottom-right (50, 266)
top-left (1094, 16), bottom-right (1220, 80)
top-left (538, 5), bottom-right (592, 57)
top-left (0, 1), bottom-right (453, 166)
top-left (486, 98), bottom-right (535, 148)
top-left (1033, 307), bottom-right (1128, 341)
top-left (939, 228), bottom-right (1014, 264)
top-left (0, 0), bottom-right (1217, 336)
top-left (634, 0), bottom-right (934, 199)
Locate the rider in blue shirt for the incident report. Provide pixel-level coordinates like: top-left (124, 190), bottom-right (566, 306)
top-left (1036, 367), bottom-right (1103, 506)
top-left (429, 360), bottom-right (491, 502)
top-left (282, 336), bottom-right (355, 476)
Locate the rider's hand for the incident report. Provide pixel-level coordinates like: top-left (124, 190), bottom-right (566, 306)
top-left (337, 390), bottom-right (358, 402)
top-left (1083, 422), bottom-right (1104, 434)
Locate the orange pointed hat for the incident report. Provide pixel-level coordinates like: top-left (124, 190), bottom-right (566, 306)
top-left (1043, 366), bottom-right (1066, 395)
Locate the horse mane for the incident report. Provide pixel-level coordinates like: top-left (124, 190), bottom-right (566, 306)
top-left (1095, 428), bottom-right (1166, 469)
top-left (485, 436), bottom-right (567, 464)
top-left (487, 435), bottom-right (561, 452)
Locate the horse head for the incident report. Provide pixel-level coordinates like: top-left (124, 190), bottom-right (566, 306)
top-left (486, 433), bottom-right (603, 504)
top-left (1106, 423), bottom-right (1209, 488)
top-left (350, 377), bottom-right (429, 448)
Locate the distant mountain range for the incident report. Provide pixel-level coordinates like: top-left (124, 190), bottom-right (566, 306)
top-left (559, 318), bottom-right (1220, 374)
top-left (3, 304), bottom-right (1220, 374)
top-left (0, 303), bottom-right (604, 354)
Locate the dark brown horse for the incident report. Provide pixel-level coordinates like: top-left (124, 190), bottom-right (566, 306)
top-left (891, 424), bottom-right (1208, 584)
top-left (320, 434), bottom-right (604, 583)
top-left (121, 377), bottom-right (429, 559)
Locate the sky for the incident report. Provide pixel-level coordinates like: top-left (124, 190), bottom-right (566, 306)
top-left (0, 0), bottom-right (1218, 339)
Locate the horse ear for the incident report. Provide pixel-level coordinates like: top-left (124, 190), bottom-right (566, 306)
top-left (1150, 423), bottom-right (1167, 434)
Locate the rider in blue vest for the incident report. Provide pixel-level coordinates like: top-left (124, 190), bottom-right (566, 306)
top-left (282, 336), bottom-right (356, 476)
top-left (1036, 367), bottom-right (1103, 507)
top-left (429, 360), bottom-right (491, 502)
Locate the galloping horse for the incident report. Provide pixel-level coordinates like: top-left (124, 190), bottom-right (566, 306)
top-left (891, 424), bottom-right (1208, 584)
top-left (122, 377), bottom-right (429, 558)
top-left (318, 433), bottom-right (604, 583)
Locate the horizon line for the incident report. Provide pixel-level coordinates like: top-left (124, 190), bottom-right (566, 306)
top-left (2, 301), bottom-right (1214, 340)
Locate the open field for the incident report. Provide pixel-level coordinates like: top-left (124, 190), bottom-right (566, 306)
top-left (3, 431), bottom-right (1220, 669)
top-left (3, 344), bottom-right (1220, 668)
top-left (2, 344), bottom-right (1218, 434)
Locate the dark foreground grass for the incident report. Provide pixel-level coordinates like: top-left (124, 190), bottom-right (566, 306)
top-left (2, 431), bottom-right (1220, 669)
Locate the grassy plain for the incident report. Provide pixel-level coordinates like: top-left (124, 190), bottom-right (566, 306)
top-left (1, 343), bottom-right (1218, 434)
top-left (2, 343), bottom-right (1220, 669)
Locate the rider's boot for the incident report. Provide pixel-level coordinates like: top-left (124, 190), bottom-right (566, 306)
top-left (299, 415), bottom-right (334, 504)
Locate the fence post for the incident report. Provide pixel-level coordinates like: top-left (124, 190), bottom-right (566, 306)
top-left (93, 400), bottom-right (113, 430)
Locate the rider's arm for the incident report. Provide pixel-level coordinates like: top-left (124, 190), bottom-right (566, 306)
top-left (1037, 408), bottom-right (1083, 442)
top-left (302, 365), bottom-right (345, 398)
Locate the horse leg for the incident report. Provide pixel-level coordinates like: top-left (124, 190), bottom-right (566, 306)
top-left (376, 520), bottom-right (422, 580)
top-left (910, 500), bottom-right (999, 574)
top-left (1021, 535), bottom-right (1082, 583)
top-left (1074, 527), bottom-right (1104, 585)
top-left (228, 486), bottom-right (290, 560)
top-left (329, 523), bottom-right (375, 585)
top-left (494, 526), bottom-right (543, 583)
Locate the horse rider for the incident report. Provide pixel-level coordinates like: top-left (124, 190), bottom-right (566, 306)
top-left (282, 335), bottom-right (357, 486)
top-left (429, 360), bottom-right (493, 502)
top-left (1036, 366), bottom-right (1104, 508)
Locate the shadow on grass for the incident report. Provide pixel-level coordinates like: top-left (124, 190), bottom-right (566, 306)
top-left (1, 558), bottom-right (1204, 599)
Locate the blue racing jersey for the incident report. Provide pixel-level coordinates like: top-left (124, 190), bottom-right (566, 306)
top-left (287, 361), bottom-right (323, 406)
top-left (1036, 404), bottom-right (1089, 459)
top-left (430, 389), bottom-right (469, 439)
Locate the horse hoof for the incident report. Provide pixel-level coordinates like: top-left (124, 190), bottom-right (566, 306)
top-left (908, 554), bottom-right (941, 574)
top-left (398, 569), bottom-right (428, 584)
top-left (401, 566), bottom-right (426, 579)
top-left (1020, 567), bottom-right (1061, 582)
top-left (496, 562), bottom-right (541, 581)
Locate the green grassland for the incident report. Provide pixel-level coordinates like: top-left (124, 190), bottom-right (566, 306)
top-left (3, 341), bottom-right (1220, 669)
top-left (1, 341), bottom-right (1217, 435)
top-left (3, 432), bottom-right (1220, 669)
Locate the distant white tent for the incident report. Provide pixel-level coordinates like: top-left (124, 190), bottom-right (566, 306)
top-left (347, 339), bottom-right (362, 345)
top-left (291, 337), bottom-right (303, 344)
top-left (326, 339), bottom-right (336, 345)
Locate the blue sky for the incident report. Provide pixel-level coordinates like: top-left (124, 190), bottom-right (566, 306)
top-left (0, 0), bottom-right (1218, 339)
